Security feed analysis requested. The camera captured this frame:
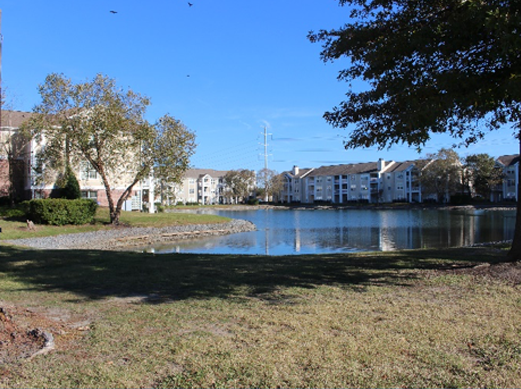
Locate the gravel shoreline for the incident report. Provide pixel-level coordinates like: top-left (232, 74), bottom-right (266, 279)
top-left (4, 219), bottom-right (257, 251)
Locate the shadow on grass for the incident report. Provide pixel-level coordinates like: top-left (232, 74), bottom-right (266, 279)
top-left (0, 245), bottom-right (507, 304)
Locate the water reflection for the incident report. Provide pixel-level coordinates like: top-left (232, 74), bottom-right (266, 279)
top-left (141, 208), bottom-right (515, 255)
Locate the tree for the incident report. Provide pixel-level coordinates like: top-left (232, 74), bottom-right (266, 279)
top-left (54, 165), bottom-right (81, 199)
top-left (417, 148), bottom-right (463, 203)
top-left (257, 168), bottom-right (284, 202)
top-left (223, 169), bottom-right (255, 204)
top-left (464, 153), bottom-right (504, 200)
top-left (24, 73), bottom-right (196, 224)
top-left (309, 1), bottom-right (521, 260)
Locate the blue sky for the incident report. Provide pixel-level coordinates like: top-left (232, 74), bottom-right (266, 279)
top-left (2, 0), bottom-right (518, 173)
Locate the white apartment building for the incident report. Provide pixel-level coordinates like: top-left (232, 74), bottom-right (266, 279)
top-left (495, 154), bottom-right (519, 201)
top-left (281, 159), bottom-right (421, 204)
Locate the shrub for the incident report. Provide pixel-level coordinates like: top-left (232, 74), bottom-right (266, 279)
top-left (62, 166), bottom-right (81, 199)
top-left (52, 166), bottom-right (82, 199)
top-left (25, 198), bottom-right (98, 226)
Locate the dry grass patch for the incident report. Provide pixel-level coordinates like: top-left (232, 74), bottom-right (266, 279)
top-left (1, 246), bottom-right (520, 387)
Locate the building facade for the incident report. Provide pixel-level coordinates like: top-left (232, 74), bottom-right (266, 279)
top-left (281, 159), bottom-right (421, 204)
top-left (173, 169), bottom-right (229, 205)
top-left (1, 110), bottom-right (149, 210)
top-left (495, 154), bottom-right (519, 202)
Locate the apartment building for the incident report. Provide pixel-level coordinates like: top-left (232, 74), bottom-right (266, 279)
top-left (0, 110), bottom-right (149, 210)
top-left (0, 111), bottom-right (32, 199)
top-left (281, 159), bottom-right (421, 204)
top-left (495, 154), bottom-right (519, 201)
top-left (281, 165), bottom-right (314, 203)
top-left (174, 168), bottom-right (229, 205)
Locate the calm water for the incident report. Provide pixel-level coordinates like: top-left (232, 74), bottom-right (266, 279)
top-left (143, 208), bottom-right (516, 255)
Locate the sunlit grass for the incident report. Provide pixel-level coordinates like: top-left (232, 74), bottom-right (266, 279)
top-left (0, 205), bottom-right (230, 241)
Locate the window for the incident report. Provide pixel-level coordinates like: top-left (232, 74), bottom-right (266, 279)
top-left (80, 162), bottom-right (98, 180)
top-left (189, 188), bottom-right (195, 194)
top-left (81, 190), bottom-right (98, 200)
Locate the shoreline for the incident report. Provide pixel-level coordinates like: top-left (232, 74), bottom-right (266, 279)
top-left (5, 204), bottom-right (516, 251)
top-left (4, 219), bottom-right (256, 251)
top-left (171, 203), bottom-right (517, 212)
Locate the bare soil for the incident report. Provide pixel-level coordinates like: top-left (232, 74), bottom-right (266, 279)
top-left (0, 304), bottom-right (90, 382)
top-left (447, 259), bottom-right (521, 285)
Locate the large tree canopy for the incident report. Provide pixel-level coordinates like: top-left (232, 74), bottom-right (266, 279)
top-left (417, 148), bottom-right (463, 203)
top-left (224, 169), bottom-right (255, 204)
top-left (24, 73), bottom-right (196, 224)
top-left (309, 0), bottom-right (521, 149)
top-left (309, 0), bottom-right (521, 260)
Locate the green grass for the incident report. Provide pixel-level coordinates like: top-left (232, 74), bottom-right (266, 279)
top-left (1, 244), bottom-right (520, 388)
top-left (0, 205), bottom-right (230, 240)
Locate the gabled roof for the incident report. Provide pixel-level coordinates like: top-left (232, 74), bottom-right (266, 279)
top-left (497, 154), bottom-right (520, 167)
top-left (284, 168), bottom-right (314, 179)
top-left (184, 168), bottom-right (229, 179)
top-left (0, 110), bottom-right (33, 128)
top-left (386, 160), bottom-right (417, 173)
top-left (309, 162), bottom-right (378, 177)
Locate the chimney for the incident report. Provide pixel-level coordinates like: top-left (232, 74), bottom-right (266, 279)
top-left (377, 158), bottom-right (385, 172)
top-left (293, 165), bottom-right (299, 175)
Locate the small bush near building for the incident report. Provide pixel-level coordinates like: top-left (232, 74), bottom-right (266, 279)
top-left (25, 198), bottom-right (98, 226)
top-left (52, 166), bottom-right (82, 200)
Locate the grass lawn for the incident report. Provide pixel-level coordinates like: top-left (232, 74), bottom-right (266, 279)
top-left (1, 242), bottom-right (520, 388)
top-left (0, 206), bottom-right (230, 241)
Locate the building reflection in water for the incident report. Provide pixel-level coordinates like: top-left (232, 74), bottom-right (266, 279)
top-left (139, 208), bottom-right (515, 255)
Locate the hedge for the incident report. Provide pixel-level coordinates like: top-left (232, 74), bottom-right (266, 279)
top-left (25, 198), bottom-right (98, 226)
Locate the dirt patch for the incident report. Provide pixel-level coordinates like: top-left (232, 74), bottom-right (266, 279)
top-left (0, 304), bottom-right (91, 382)
top-left (442, 261), bottom-right (521, 285)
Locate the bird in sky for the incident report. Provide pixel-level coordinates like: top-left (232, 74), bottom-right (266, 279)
top-left (188, 2), bottom-right (193, 7)
top-left (110, 10), bottom-right (118, 14)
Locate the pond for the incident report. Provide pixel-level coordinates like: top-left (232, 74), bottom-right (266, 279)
top-left (142, 208), bottom-right (516, 256)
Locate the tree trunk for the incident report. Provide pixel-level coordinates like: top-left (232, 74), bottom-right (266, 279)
top-left (99, 168), bottom-right (118, 225)
top-left (507, 135), bottom-right (521, 261)
top-left (110, 209), bottom-right (120, 225)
